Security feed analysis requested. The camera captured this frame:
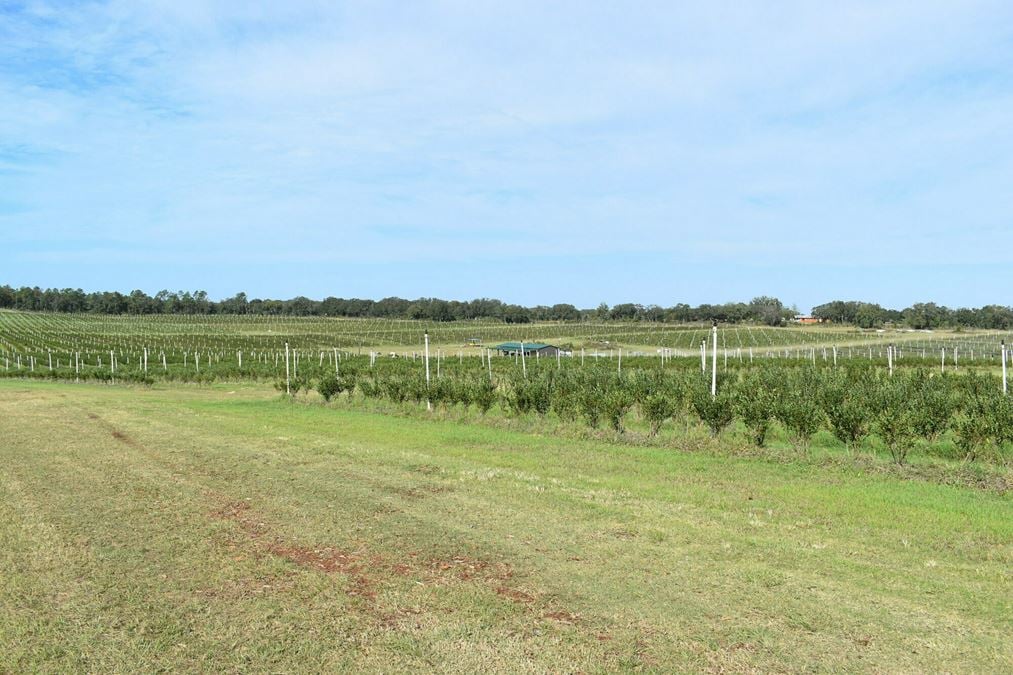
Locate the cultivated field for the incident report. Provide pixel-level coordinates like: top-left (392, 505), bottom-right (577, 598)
top-left (1, 380), bottom-right (1010, 672)
top-left (4, 308), bottom-right (993, 358)
top-left (2, 312), bottom-right (1011, 671)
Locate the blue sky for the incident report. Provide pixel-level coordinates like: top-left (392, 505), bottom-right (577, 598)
top-left (3, 1), bottom-right (1013, 311)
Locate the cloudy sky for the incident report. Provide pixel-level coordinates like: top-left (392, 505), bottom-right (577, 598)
top-left (3, 1), bottom-right (1013, 310)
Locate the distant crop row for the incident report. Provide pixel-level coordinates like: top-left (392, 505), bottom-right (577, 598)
top-left (271, 360), bottom-right (1011, 467)
top-left (1, 310), bottom-right (906, 355)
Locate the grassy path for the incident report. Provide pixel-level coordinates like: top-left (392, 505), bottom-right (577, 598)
top-left (1, 380), bottom-right (1010, 672)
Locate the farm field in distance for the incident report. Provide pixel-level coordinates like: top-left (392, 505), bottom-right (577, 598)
top-left (1, 379), bottom-right (1010, 672)
top-left (2, 308), bottom-right (1010, 361)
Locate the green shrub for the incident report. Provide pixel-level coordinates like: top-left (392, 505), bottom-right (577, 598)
top-left (691, 384), bottom-right (735, 437)
top-left (642, 393), bottom-right (677, 437)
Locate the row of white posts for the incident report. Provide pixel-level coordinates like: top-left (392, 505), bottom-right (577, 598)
top-left (12, 331), bottom-right (1013, 402)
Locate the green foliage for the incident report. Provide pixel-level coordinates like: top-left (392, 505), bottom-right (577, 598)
top-left (642, 393), bottom-right (677, 437)
top-left (872, 379), bottom-right (917, 464)
top-left (819, 369), bottom-right (872, 452)
top-left (908, 371), bottom-right (954, 441)
top-left (691, 382), bottom-right (735, 437)
top-left (471, 378), bottom-right (498, 414)
top-left (734, 370), bottom-right (776, 447)
top-left (316, 373), bottom-right (346, 402)
top-left (602, 387), bottom-right (634, 433)
top-left (505, 372), bottom-right (553, 416)
top-left (774, 368), bottom-right (825, 452)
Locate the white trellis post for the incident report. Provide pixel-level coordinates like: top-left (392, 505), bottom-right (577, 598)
top-left (1002, 341), bottom-right (1008, 395)
top-left (424, 332), bottom-right (432, 411)
top-left (285, 342), bottom-right (291, 395)
top-left (520, 341), bottom-right (527, 378)
top-left (710, 322), bottom-right (718, 398)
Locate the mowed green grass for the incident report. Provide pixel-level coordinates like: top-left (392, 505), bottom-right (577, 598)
top-left (1, 381), bottom-right (1009, 672)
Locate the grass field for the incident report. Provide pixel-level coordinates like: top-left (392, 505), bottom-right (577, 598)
top-left (1, 380), bottom-right (1010, 672)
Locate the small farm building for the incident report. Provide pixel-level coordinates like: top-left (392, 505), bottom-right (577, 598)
top-left (493, 342), bottom-right (560, 357)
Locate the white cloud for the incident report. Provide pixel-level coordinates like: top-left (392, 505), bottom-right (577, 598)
top-left (3, 0), bottom-right (1013, 304)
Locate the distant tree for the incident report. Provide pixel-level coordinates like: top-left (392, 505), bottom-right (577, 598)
top-left (286, 296), bottom-right (317, 316)
top-left (547, 303), bottom-right (580, 321)
top-left (0, 285), bottom-right (15, 308)
top-left (127, 290), bottom-right (156, 314)
top-left (748, 296), bottom-right (785, 326)
top-left (903, 302), bottom-right (949, 329)
top-left (501, 305), bottom-right (531, 324)
top-left (220, 292), bottom-right (249, 315)
top-left (609, 303), bottom-right (641, 321)
top-left (641, 304), bottom-right (664, 322)
top-left (854, 303), bottom-right (886, 329)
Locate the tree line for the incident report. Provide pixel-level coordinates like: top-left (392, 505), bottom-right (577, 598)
top-left (810, 300), bottom-right (1013, 330)
top-left (0, 287), bottom-right (796, 324)
top-left (2, 285), bottom-right (1012, 328)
